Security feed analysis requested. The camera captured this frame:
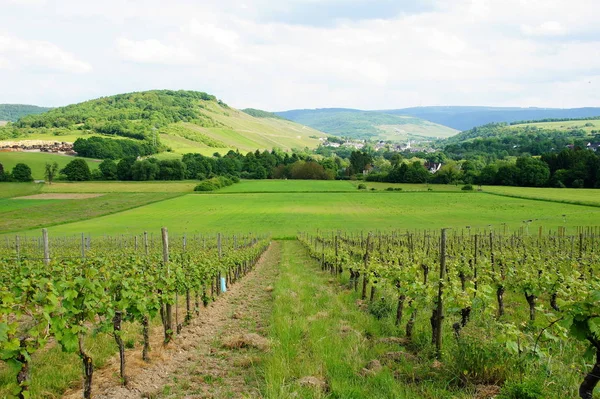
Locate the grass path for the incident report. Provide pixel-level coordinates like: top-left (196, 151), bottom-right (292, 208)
top-left (263, 240), bottom-right (417, 399)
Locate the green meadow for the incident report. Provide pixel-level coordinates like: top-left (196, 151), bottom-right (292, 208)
top-left (7, 190), bottom-right (598, 238)
top-left (1, 180), bottom-right (598, 237)
top-left (0, 152), bottom-right (100, 179)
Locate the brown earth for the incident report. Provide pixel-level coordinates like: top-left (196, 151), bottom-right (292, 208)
top-left (62, 242), bottom-right (280, 399)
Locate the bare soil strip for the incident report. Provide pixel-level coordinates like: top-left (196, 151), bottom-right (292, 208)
top-left (63, 242), bottom-right (280, 399)
top-left (15, 193), bottom-right (105, 200)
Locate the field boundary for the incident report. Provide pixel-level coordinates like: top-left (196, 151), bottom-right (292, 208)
top-left (483, 191), bottom-right (600, 209)
top-left (197, 190), bottom-right (480, 195)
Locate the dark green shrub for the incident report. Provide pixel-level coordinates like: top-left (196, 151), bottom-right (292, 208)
top-left (462, 184), bottom-right (474, 191)
top-left (386, 187), bottom-right (395, 191)
top-left (194, 176), bottom-right (239, 192)
top-left (99, 159), bottom-right (118, 180)
top-left (61, 159), bottom-right (92, 181)
top-left (11, 163), bottom-right (32, 182)
top-left (216, 176), bottom-right (233, 187)
top-left (357, 183), bottom-right (367, 190)
top-left (194, 181), bottom-right (219, 191)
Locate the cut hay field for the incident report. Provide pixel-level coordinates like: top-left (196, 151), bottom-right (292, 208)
top-left (0, 152), bottom-right (100, 179)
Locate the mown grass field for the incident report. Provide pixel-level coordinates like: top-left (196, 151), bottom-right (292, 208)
top-left (349, 181), bottom-right (464, 192)
top-left (0, 152), bottom-right (100, 179)
top-left (216, 179), bottom-right (356, 193)
top-left (2, 180), bottom-right (599, 237)
top-left (11, 190), bottom-right (597, 237)
top-left (484, 185), bottom-right (600, 207)
top-left (0, 192), bottom-right (181, 233)
top-left (42, 181), bottom-right (200, 193)
top-left (0, 182), bottom-right (43, 198)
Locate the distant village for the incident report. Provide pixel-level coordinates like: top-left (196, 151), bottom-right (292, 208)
top-left (0, 140), bottom-right (76, 155)
top-left (318, 137), bottom-right (436, 153)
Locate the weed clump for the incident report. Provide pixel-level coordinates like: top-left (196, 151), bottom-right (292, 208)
top-left (368, 297), bottom-right (393, 320)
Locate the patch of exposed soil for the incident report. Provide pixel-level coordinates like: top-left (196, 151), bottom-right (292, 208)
top-left (62, 242), bottom-right (280, 399)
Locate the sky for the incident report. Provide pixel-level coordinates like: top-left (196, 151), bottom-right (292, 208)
top-left (0, 0), bottom-right (599, 111)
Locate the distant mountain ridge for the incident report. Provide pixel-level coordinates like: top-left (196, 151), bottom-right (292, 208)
top-left (275, 108), bottom-right (458, 142)
top-left (380, 106), bottom-right (600, 131)
top-left (276, 106), bottom-right (600, 136)
top-left (0, 104), bottom-right (51, 122)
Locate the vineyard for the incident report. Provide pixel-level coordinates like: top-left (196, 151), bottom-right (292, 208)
top-left (0, 228), bottom-right (269, 399)
top-left (300, 226), bottom-right (600, 399)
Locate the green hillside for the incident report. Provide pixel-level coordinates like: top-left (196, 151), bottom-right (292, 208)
top-left (275, 108), bottom-right (458, 141)
top-left (0, 104), bottom-right (51, 122)
top-left (241, 108), bottom-right (286, 120)
top-left (0, 90), bottom-right (327, 156)
top-left (510, 118), bottom-right (600, 134)
top-left (442, 119), bottom-right (600, 158)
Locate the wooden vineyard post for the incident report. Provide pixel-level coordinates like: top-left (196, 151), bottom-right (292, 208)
top-left (42, 228), bottom-right (50, 265)
top-left (434, 228), bottom-right (447, 359)
top-left (15, 235), bottom-right (20, 264)
top-left (81, 233), bottom-right (85, 261)
top-left (144, 231), bottom-right (148, 256)
top-left (161, 227), bottom-right (173, 344)
top-left (361, 233), bottom-right (371, 301)
top-left (335, 233), bottom-right (341, 275)
top-left (218, 233), bottom-right (223, 293)
top-left (473, 234), bottom-right (478, 295)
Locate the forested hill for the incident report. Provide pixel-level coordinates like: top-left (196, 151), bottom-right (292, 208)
top-left (0, 104), bottom-right (51, 122)
top-left (442, 119), bottom-right (600, 159)
top-left (1, 90), bottom-right (327, 153)
top-left (13, 90), bottom-right (223, 140)
top-left (383, 106), bottom-right (600, 131)
top-left (275, 108), bottom-right (458, 142)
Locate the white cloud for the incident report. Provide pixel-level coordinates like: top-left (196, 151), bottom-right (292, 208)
top-left (0, 35), bottom-right (91, 73)
top-left (116, 38), bottom-right (196, 65)
top-left (1, 0), bottom-right (600, 109)
top-left (522, 21), bottom-right (567, 37)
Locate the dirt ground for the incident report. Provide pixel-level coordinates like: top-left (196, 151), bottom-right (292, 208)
top-left (63, 242), bottom-right (280, 399)
top-left (16, 193), bottom-right (105, 200)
